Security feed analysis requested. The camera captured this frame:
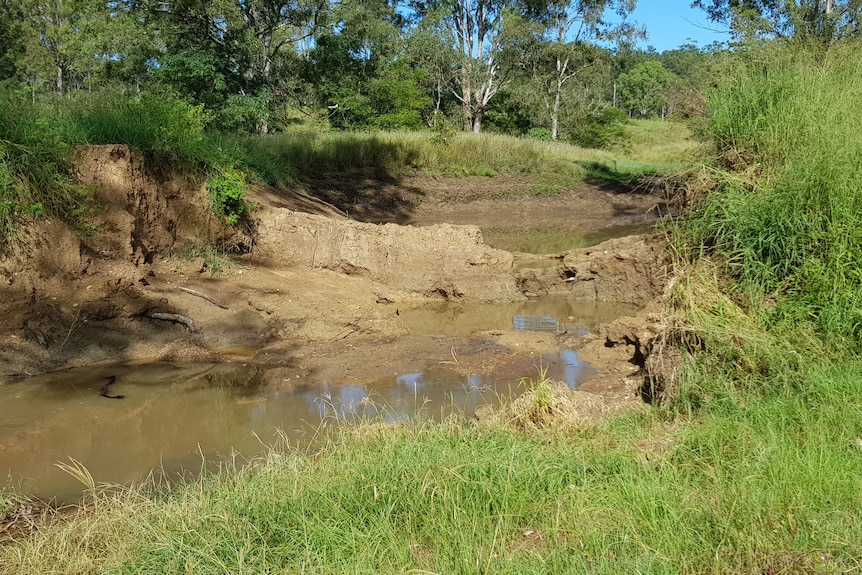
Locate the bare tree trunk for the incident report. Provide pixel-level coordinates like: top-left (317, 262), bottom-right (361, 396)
top-left (551, 74), bottom-right (563, 140)
top-left (461, 69), bottom-right (473, 131)
top-left (56, 64), bottom-right (63, 96)
top-left (472, 105), bottom-right (483, 132)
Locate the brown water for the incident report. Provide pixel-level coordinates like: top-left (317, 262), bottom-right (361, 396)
top-left (0, 297), bottom-right (630, 502)
top-left (482, 223), bottom-right (653, 255)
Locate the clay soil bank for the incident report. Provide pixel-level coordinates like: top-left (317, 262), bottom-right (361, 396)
top-left (0, 146), bottom-right (670, 402)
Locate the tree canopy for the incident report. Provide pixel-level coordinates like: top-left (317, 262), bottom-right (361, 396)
top-left (0, 0), bottom-right (745, 142)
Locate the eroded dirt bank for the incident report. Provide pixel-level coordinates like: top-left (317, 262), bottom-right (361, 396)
top-left (0, 145), bottom-right (670, 402)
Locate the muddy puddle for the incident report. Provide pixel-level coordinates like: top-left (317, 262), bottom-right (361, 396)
top-left (0, 297), bottom-right (631, 502)
top-left (482, 223), bottom-right (653, 258)
top-left (400, 296), bottom-right (639, 337)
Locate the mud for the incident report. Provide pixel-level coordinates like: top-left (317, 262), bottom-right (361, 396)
top-left (0, 145), bottom-right (669, 384)
top-left (0, 145), bottom-right (672, 498)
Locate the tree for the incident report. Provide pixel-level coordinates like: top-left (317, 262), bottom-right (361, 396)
top-left (692, 0), bottom-right (862, 43)
top-left (411, 0), bottom-right (513, 132)
top-left (510, 0), bottom-right (638, 140)
top-left (19, 0), bottom-right (88, 95)
top-left (0, 1), bottom-right (26, 81)
top-left (142, 0), bottom-right (328, 132)
top-left (616, 60), bottom-right (674, 118)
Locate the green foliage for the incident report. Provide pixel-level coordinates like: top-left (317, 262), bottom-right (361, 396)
top-left (213, 92), bottom-right (271, 134)
top-left (617, 61), bottom-right (676, 118)
top-left (67, 93), bottom-right (217, 169)
top-left (207, 167), bottom-right (250, 226)
top-left (568, 107), bottom-right (630, 149)
top-left (693, 0), bottom-right (862, 43)
top-left (527, 127), bottom-right (553, 141)
top-left (0, 92), bottom-right (93, 237)
top-left (680, 43), bottom-right (862, 356)
top-left (429, 113), bottom-right (457, 146)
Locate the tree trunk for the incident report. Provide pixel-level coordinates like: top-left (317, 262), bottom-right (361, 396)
top-left (551, 76), bottom-right (563, 140)
top-left (472, 105), bottom-right (483, 132)
top-left (461, 69), bottom-right (473, 131)
top-left (56, 64), bottom-right (63, 96)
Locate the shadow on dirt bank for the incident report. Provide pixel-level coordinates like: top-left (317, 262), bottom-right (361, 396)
top-left (579, 161), bottom-right (662, 194)
top-left (245, 134), bottom-right (428, 224)
top-left (301, 178), bottom-right (427, 225)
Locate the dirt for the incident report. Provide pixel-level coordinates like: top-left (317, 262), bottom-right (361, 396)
top-left (0, 145), bottom-right (671, 406)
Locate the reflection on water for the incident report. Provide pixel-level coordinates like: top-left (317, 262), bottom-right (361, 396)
top-left (0, 354), bottom-right (593, 501)
top-left (0, 295), bottom-right (623, 501)
top-left (401, 296), bottom-right (638, 337)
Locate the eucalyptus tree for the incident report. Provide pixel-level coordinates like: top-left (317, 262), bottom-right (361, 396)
top-left (510, 0), bottom-right (638, 139)
top-left (17, 0), bottom-right (99, 94)
top-left (692, 0), bottom-right (862, 42)
top-left (407, 8), bottom-right (460, 118)
top-left (140, 0), bottom-right (328, 131)
top-left (410, 0), bottom-right (516, 132)
top-left (308, 0), bottom-right (425, 129)
top-left (616, 59), bottom-right (674, 117)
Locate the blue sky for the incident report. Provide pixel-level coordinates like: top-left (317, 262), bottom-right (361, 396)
top-left (625, 0), bottom-right (730, 52)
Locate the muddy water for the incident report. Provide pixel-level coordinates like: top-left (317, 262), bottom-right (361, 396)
top-left (482, 222), bottom-right (653, 256)
top-left (400, 296), bottom-right (638, 337)
top-left (0, 298), bottom-right (631, 502)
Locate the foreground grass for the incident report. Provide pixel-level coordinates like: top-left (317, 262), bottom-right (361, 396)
top-left (2, 365), bottom-right (860, 574)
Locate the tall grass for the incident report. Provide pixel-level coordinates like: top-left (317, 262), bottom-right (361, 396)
top-left (64, 92), bottom-right (230, 170)
top-left (225, 130), bottom-right (622, 185)
top-left (0, 93), bottom-right (93, 236)
top-left (676, 43), bottom-right (862, 362)
top-left (2, 363), bottom-right (860, 574)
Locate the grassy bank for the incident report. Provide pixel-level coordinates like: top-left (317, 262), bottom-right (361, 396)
top-left (2, 366), bottom-right (860, 574)
top-left (0, 89), bottom-right (692, 238)
top-left (675, 43), bottom-right (862, 364)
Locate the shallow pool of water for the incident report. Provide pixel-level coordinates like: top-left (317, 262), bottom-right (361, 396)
top-left (482, 223), bottom-right (652, 255)
top-left (0, 296), bottom-right (629, 501)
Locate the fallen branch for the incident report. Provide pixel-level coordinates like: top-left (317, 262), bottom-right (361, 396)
top-left (178, 287), bottom-right (229, 309)
top-left (147, 312), bottom-right (198, 333)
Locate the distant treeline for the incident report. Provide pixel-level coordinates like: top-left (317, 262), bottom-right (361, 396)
top-left (0, 0), bottom-right (733, 143)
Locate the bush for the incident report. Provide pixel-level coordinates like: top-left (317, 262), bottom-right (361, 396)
top-left (567, 107), bottom-right (630, 149)
top-left (527, 127), bottom-right (553, 141)
top-left (207, 166), bottom-right (250, 225)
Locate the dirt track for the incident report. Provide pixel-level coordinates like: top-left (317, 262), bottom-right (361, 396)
top-left (0, 145), bottom-right (670, 401)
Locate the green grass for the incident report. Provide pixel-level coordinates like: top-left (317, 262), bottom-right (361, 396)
top-left (226, 130), bottom-right (626, 185)
top-left (674, 42), bottom-right (862, 365)
top-left (624, 119), bottom-right (702, 164)
top-left (0, 93), bottom-right (94, 236)
top-left (1, 364), bottom-right (859, 574)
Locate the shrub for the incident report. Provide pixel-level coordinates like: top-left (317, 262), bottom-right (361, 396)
top-left (567, 107), bottom-right (630, 150)
top-left (207, 166), bottom-right (250, 225)
top-left (527, 127), bottom-right (553, 141)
